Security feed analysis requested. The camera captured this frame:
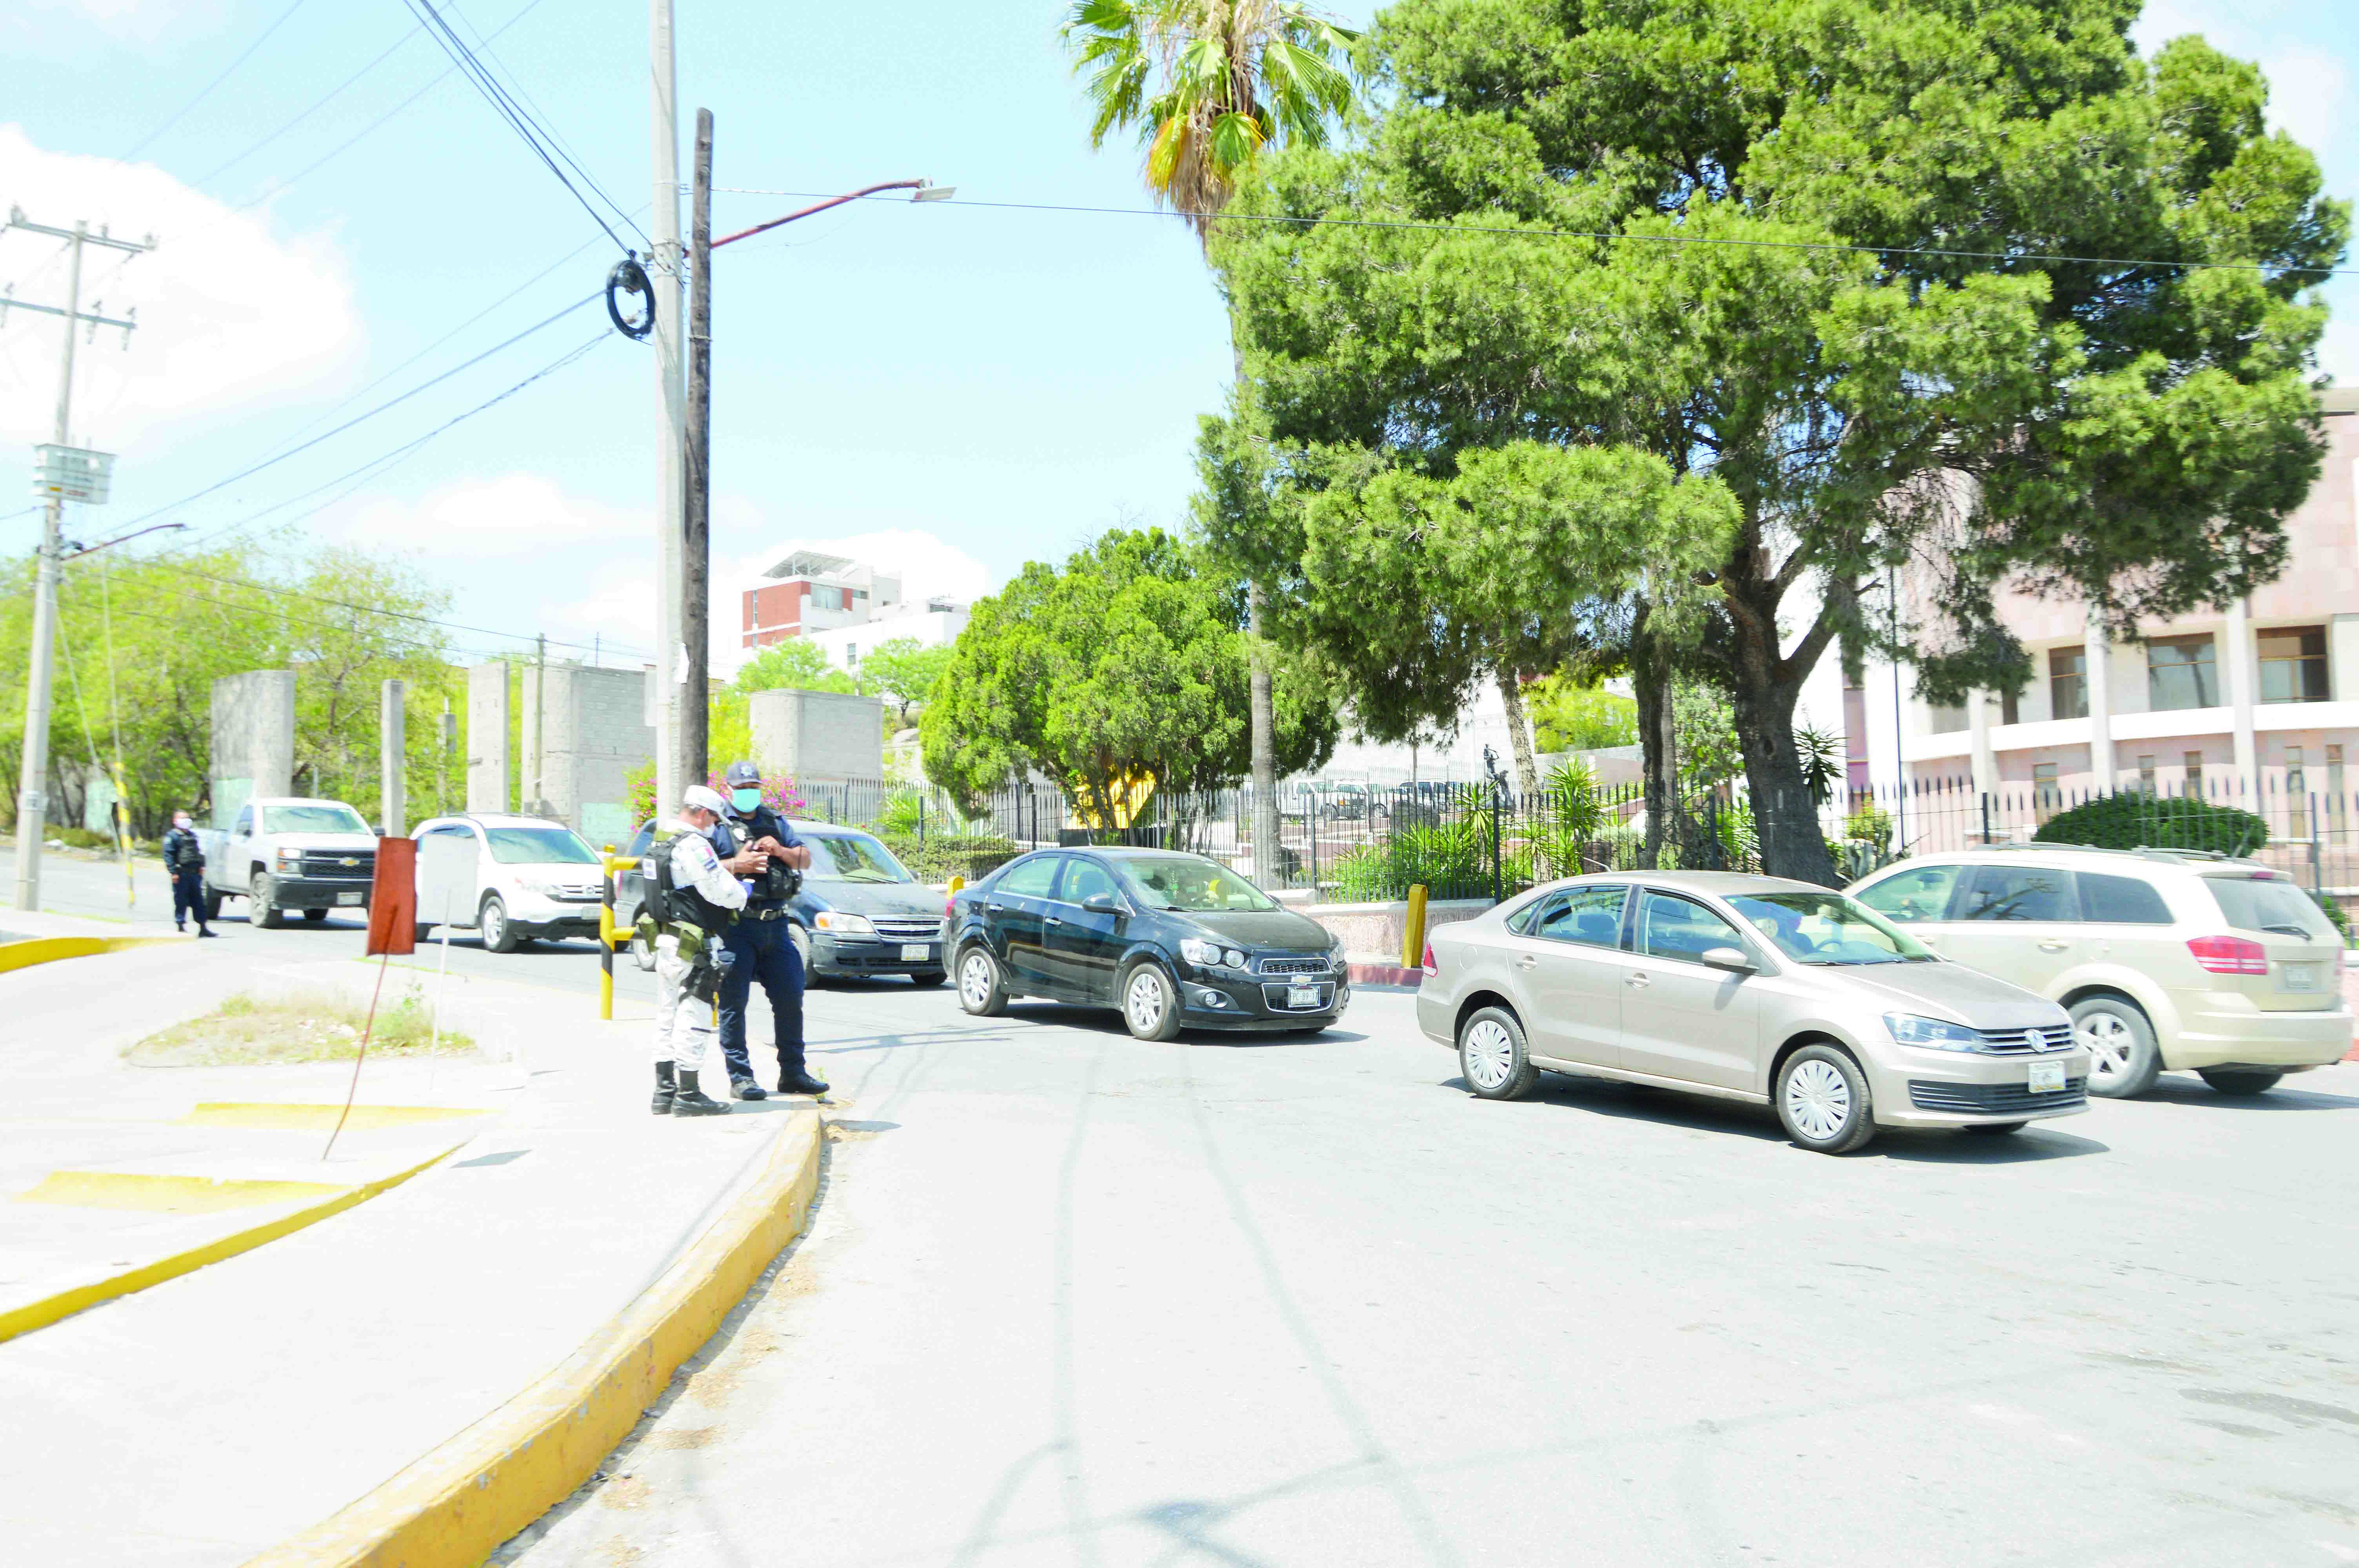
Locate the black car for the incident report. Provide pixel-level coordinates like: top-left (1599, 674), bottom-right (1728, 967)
top-left (948, 847), bottom-right (1349, 1039)
top-left (612, 818), bottom-right (948, 985)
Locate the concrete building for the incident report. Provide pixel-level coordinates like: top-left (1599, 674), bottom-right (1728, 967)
top-left (520, 664), bottom-right (657, 846)
top-left (740, 551), bottom-right (904, 649)
top-left (1855, 387), bottom-right (2359, 825)
top-left (801, 596), bottom-right (972, 679)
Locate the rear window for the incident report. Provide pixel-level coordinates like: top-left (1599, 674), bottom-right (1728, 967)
top-left (2077, 872), bottom-right (2172, 925)
top-left (2203, 877), bottom-right (2332, 940)
top-left (1959, 866), bottom-right (2076, 922)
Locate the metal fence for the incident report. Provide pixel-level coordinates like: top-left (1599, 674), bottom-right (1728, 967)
top-left (791, 772), bottom-right (2359, 916)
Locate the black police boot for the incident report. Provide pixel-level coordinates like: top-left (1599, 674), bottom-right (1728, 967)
top-left (730, 1074), bottom-right (767, 1101)
top-left (651, 1061), bottom-right (677, 1116)
top-left (670, 1069), bottom-right (730, 1117)
top-left (778, 1069), bottom-right (830, 1096)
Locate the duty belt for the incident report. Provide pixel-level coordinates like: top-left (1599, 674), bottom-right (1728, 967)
top-left (747, 904), bottom-right (792, 921)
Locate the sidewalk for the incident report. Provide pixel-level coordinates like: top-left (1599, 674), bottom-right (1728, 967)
top-left (0, 937), bottom-right (817, 1566)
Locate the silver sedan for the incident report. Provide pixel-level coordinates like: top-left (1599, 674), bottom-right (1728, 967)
top-left (1415, 871), bottom-right (2091, 1153)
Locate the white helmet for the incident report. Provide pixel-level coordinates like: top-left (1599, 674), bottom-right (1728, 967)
top-left (682, 784), bottom-right (729, 816)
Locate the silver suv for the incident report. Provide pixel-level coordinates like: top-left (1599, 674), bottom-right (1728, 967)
top-left (1416, 872), bottom-right (2088, 1154)
top-left (1848, 848), bottom-right (2351, 1097)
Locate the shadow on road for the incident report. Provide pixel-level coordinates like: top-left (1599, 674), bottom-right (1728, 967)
top-left (2138, 1076), bottom-right (2358, 1112)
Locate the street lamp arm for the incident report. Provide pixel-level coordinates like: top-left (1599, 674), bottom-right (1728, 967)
top-left (712, 180), bottom-right (934, 250)
top-left (63, 521), bottom-right (187, 560)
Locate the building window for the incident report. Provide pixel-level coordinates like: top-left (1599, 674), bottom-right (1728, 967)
top-left (811, 584), bottom-right (846, 612)
top-left (2033, 761), bottom-right (2059, 825)
top-left (2001, 686), bottom-right (2021, 726)
top-left (2137, 755), bottom-right (2155, 795)
top-left (2257, 626), bottom-right (2330, 703)
top-left (845, 642), bottom-right (859, 669)
top-left (2048, 647), bottom-right (2086, 721)
top-left (2183, 751), bottom-right (2204, 795)
top-left (2146, 635), bottom-right (2219, 712)
top-left (2330, 744), bottom-right (2346, 841)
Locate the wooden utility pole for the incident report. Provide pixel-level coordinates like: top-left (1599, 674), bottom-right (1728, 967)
top-left (648, 0), bottom-right (686, 817)
top-left (683, 107), bottom-right (714, 787)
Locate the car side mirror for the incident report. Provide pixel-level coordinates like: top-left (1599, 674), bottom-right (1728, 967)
top-left (1081, 891), bottom-right (1120, 916)
top-left (1700, 946), bottom-right (1755, 974)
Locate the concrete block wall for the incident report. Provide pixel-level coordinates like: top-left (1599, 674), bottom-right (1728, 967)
top-left (208, 670), bottom-right (295, 828)
top-left (749, 688), bottom-right (884, 789)
top-left (1302, 898), bottom-right (1490, 961)
top-left (467, 662), bottom-right (511, 814)
top-left (522, 664), bottom-right (656, 846)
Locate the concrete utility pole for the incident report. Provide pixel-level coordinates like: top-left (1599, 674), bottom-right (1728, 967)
top-left (684, 107), bottom-right (714, 788)
top-left (531, 631), bottom-right (548, 816)
top-left (8, 209), bottom-right (151, 913)
top-left (380, 679), bottom-right (406, 838)
top-left (649, 0), bottom-right (687, 818)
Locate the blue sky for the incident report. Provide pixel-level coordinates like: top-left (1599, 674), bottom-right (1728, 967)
top-left (0, 0), bottom-right (2349, 672)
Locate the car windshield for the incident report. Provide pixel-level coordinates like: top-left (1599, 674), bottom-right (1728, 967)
top-left (805, 833), bottom-right (913, 884)
top-left (2204, 875), bottom-right (2332, 940)
top-left (1725, 891), bottom-right (1932, 965)
top-left (264, 804), bottom-right (369, 835)
top-left (1122, 855), bottom-right (1276, 912)
top-left (483, 826), bottom-right (600, 865)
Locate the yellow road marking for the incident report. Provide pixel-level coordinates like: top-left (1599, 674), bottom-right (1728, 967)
top-left (14, 1171), bottom-right (350, 1213)
top-left (180, 1102), bottom-right (494, 1130)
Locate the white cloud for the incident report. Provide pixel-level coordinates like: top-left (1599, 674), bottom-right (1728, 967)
top-left (14, 0), bottom-right (225, 32)
top-left (333, 472), bottom-right (644, 561)
top-left (0, 124), bottom-right (358, 451)
top-left (2258, 51), bottom-right (2346, 165)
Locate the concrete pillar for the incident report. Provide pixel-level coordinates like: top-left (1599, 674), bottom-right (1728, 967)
top-left (520, 662), bottom-right (549, 818)
top-left (2084, 606), bottom-right (2115, 791)
top-left (467, 661), bottom-right (511, 814)
top-left (749, 688), bottom-right (884, 791)
top-left (1968, 688), bottom-right (1996, 803)
top-left (2226, 595), bottom-right (2258, 794)
top-left (208, 670), bottom-right (295, 827)
top-left (379, 679), bottom-right (405, 837)
top-left (531, 664), bottom-right (656, 842)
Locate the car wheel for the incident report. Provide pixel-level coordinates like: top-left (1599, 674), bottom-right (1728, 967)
top-left (2071, 995), bottom-right (2159, 1098)
top-left (630, 931), bottom-right (657, 973)
top-left (789, 922), bottom-right (814, 982)
top-left (303, 907), bottom-right (329, 924)
top-left (1120, 961), bottom-right (1184, 1042)
top-left (413, 923), bottom-right (435, 946)
top-left (480, 895), bottom-right (522, 954)
top-left (203, 889), bottom-right (224, 922)
top-left (2198, 1068), bottom-right (2284, 1096)
top-left (251, 873), bottom-right (284, 929)
top-left (1776, 1044), bottom-right (1877, 1154)
top-left (1458, 1006), bottom-right (1538, 1100)
top-left (909, 969), bottom-right (947, 988)
top-left (1962, 1121), bottom-right (2028, 1136)
top-left (957, 946), bottom-right (1008, 1017)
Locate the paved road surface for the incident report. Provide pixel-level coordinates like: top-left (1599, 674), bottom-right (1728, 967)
top-left (491, 976), bottom-right (2359, 1567)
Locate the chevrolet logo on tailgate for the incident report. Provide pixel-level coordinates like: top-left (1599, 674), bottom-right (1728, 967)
top-left (339, 857), bottom-right (358, 867)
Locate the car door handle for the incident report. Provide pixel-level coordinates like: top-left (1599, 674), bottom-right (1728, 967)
top-left (1045, 915), bottom-right (1063, 927)
top-left (987, 902), bottom-right (1006, 912)
top-left (2037, 940), bottom-right (2070, 952)
top-left (1625, 971), bottom-right (1651, 988)
top-left (1514, 955), bottom-right (1538, 970)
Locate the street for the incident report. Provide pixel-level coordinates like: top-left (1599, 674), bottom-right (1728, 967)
top-left (488, 964), bottom-right (2359, 1565)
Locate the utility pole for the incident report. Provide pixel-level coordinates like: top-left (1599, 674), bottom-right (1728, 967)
top-left (8, 209), bottom-right (151, 913)
top-left (684, 107), bottom-right (714, 788)
top-left (649, 0), bottom-right (687, 819)
top-left (380, 679), bottom-right (405, 838)
top-left (531, 631), bottom-right (547, 816)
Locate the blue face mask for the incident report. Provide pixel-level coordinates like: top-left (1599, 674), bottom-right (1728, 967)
top-left (731, 787), bottom-right (762, 813)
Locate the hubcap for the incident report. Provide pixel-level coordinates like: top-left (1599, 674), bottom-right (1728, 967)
top-left (1463, 1018), bottom-right (1514, 1089)
top-left (1126, 969), bottom-right (1166, 1031)
top-left (2077, 1013), bottom-right (2133, 1080)
top-left (960, 953), bottom-right (992, 1008)
top-left (483, 902), bottom-right (504, 942)
top-left (1785, 1059), bottom-right (1852, 1141)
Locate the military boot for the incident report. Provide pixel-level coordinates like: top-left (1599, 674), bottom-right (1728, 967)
top-left (651, 1061), bottom-right (677, 1116)
top-left (669, 1069), bottom-right (730, 1117)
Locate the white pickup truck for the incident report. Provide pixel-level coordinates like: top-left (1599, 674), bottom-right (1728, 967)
top-left (198, 796), bottom-right (378, 927)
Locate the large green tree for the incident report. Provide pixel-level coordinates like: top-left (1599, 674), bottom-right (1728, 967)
top-left (921, 528), bottom-right (1336, 834)
top-left (1213, 0), bottom-right (2346, 882)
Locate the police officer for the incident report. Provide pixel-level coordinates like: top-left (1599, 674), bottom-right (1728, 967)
top-left (638, 784), bottom-right (752, 1117)
top-left (163, 811), bottom-right (216, 937)
top-left (714, 760), bottom-right (827, 1098)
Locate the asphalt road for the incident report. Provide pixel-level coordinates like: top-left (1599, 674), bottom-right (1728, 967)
top-left (481, 957), bottom-right (2359, 1566)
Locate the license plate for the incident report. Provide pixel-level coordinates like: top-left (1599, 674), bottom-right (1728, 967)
top-left (2028, 1060), bottom-right (2066, 1093)
top-left (2281, 963), bottom-right (2320, 992)
top-left (336, 891), bottom-right (363, 906)
top-left (1288, 984), bottom-right (1321, 1008)
top-left (900, 943), bottom-right (931, 962)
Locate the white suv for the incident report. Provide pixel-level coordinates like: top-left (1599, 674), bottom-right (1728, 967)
top-left (1848, 847), bottom-right (2351, 1097)
top-left (411, 814), bottom-right (608, 953)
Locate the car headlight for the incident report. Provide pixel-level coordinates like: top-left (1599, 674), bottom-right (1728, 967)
top-left (1223, 948), bottom-right (1248, 969)
top-left (1180, 937), bottom-right (1222, 967)
top-left (274, 850), bottom-right (301, 872)
top-left (813, 911), bottom-right (874, 935)
top-left (1885, 1013), bottom-right (1985, 1052)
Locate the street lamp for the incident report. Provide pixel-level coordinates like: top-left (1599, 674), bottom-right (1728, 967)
top-left (712, 180), bottom-right (956, 250)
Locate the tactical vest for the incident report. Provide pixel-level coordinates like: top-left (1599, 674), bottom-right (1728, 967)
top-left (642, 825), bottom-right (737, 938)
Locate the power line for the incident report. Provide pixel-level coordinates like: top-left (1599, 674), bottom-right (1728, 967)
top-left (402, 0), bottom-right (644, 252)
top-left (122, 0), bottom-right (311, 162)
top-left (444, 2), bottom-right (642, 244)
top-left (192, 14), bottom-right (426, 188)
top-left (709, 188), bottom-right (2359, 282)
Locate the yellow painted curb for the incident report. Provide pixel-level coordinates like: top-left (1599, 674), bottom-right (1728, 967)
top-left (16, 1171), bottom-right (351, 1213)
top-left (0, 934), bottom-right (182, 973)
top-left (0, 1144), bottom-right (462, 1345)
top-left (247, 1110), bottom-right (823, 1568)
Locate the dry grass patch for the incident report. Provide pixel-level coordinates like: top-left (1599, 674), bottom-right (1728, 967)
top-left (125, 988), bottom-right (477, 1067)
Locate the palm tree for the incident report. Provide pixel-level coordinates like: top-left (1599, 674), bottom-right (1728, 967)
top-left (1063, 0), bottom-right (1357, 883)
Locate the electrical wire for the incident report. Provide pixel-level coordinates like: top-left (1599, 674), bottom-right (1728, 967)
top-left (122, 0), bottom-right (311, 162)
top-left (401, 0), bottom-right (644, 253)
top-left (709, 188), bottom-right (2359, 281)
top-left (193, 13), bottom-right (427, 187)
top-left (443, 2), bottom-right (638, 242)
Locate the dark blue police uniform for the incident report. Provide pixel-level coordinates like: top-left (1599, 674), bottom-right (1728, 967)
top-left (712, 805), bottom-right (809, 1088)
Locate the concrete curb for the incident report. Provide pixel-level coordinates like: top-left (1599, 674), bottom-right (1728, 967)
top-left (0, 1143), bottom-right (463, 1344)
top-left (246, 1107), bottom-right (823, 1568)
top-left (0, 934), bottom-right (183, 973)
top-left (1347, 962), bottom-right (1423, 990)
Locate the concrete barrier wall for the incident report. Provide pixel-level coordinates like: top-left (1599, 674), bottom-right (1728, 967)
top-left (749, 688), bottom-right (883, 789)
top-left (209, 671), bottom-right (294, 828)
top-left (1300, 897), bottom-right (1492, 960)
top-left (523, 665), bottom-right (655, 844)
top-left (467, 662), bottom-right (511, 815)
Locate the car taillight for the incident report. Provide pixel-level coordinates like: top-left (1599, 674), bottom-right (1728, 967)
top-left (1421, 940), bottom-right (1438, 977)
top-left (2187, 934), bottom-right (2269, 975)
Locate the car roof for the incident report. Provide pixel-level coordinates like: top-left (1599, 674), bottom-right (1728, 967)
top-left (437, 813), bottom-right (569, 828)
top-left (1877, 845), bottom-right (2259, 876)
top-left (1552, 870), bottom-right (1832, 897)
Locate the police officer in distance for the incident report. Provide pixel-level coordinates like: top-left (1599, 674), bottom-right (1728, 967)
top-left (163, 810), bottom-right (216, 937)
top-left (714, 760), bottom-right (826, 1098)
top-left (639, 784), bottom-right (752, 1116)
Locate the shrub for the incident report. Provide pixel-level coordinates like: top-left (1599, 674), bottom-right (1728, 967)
top-left (881, 832), bottom-right (1020, 885)
top-left (2310, 889), bottom-right (2354, 948)
top-left (1330, 826), bottom-right (1532, 902)
top-left (2033, 793), bottom-right (2268, 855)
